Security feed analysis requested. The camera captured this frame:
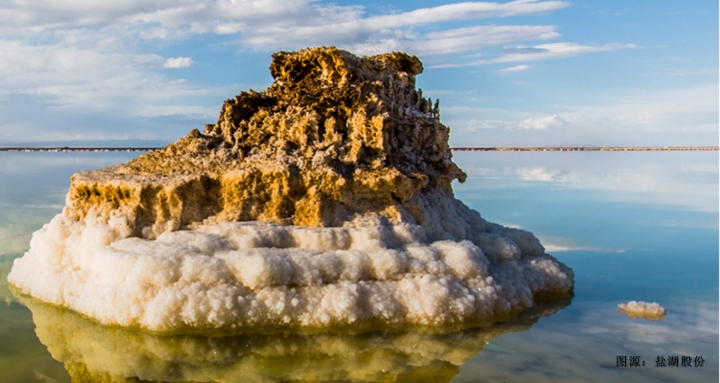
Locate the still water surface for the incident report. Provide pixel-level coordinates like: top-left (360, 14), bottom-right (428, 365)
top-left (0, 151), bottom-right (717, 382)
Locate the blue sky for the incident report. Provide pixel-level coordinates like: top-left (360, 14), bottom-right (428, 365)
top-left (0, 0), bottom-right (716, 147)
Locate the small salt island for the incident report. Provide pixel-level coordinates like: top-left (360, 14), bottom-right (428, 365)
top-left (8, 47), bottom-right (573, 333)
top-left (618, 301), bottom-right (667, 321)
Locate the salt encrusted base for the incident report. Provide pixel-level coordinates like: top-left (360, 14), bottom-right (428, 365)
top-left (10, 209), bottom-right (573, 332)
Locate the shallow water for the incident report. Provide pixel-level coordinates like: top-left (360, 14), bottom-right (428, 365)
top-left (0, 150), bottom-right (717, 382)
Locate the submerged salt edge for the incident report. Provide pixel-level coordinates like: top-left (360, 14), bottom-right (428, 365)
top-left (7, 47), bottom-right (574, 333)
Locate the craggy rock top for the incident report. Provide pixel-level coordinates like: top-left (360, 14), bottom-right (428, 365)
top-left (65, 47), bottom-right (467, 238)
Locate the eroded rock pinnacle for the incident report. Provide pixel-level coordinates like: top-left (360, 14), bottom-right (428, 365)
top-left (65, 47), bottom-right (467, 238)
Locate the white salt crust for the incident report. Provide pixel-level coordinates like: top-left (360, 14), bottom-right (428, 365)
top-left (618, 301), bottom-right (667, 320)
top-left (9, 203), bottom-right (573, 332)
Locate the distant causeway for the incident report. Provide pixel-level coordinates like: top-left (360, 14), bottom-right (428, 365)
top-left (451, 146), bottom-right (718, 151)
top-left (1, 146), bottom-right (717, 152)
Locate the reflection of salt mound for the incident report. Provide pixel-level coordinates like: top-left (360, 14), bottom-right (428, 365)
top-left (618, 301), bottom-right (666, 321)
top-left (8, 47), bottom-right (573, 332)
top-left (19, 294), bottom-right (570, 383)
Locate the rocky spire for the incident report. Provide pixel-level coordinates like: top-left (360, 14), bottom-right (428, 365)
top-left (64, 47), bottom-right (467, 238)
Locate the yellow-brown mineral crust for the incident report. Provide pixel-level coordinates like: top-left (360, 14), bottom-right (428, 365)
top-left (64, 47), bottom-right (467, 238)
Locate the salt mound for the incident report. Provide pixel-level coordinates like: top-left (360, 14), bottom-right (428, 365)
top-left (618, 301), bottom-right (666, 321)
top-left (8, 47), bottom-right (573, 332)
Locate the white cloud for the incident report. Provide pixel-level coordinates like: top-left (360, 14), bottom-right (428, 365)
top-left (491, 42), bottom-right (637, 63)
top-left (235, 2), bottom-right (569, 54)
top-left (516, 114), bottom-right (569, 130)
top-left (500, 64), bottom-right (530, 71)
top-left (0, 1), bottom-right (315, 31)
top-left (538, 236), bottom-right (625, 253)
top-left (443, 105), bottom-right (538, 132)
top-left (163, 57), bottom-right (193, 68)
top-left (0, 34), bottom-right (226, 143)
top-left (352, 25), bottom-right (560, 56)
top-left (0, 2), bottom-right (577, 129)
top-left (134, 105), bottom-right (214, 117)
top-left (445, 110), bottom-right (573, 132)
top-left (0, 0), bottom-right (655, 146)
top-left (0, 1), bottom-right (570, 54)
top-left (445, 81), bottom-right (717, 148)
top-left (463, 119), bottom-right (516, 130)
top-left (559, 84), bottom-right (718, 131)
top-left (363, 1), bottom-right (570, 28)
top-left (433, 42), bottom-right (637, 67)
top-left (215, 22), bottom-right (245, 35)
top-left (0, 1), bottom-right (568, 32)
top-left (0, 38), bottom-right (160, 95)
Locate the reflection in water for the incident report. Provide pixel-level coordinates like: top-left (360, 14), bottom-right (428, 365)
top-left (454, 151), bottom-right (719, 215)
top-left (17, 292), bottom-right (570, 383)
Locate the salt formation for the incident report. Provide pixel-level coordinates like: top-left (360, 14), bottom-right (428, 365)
top-left (8, 47), bottom-right (574, 332)
top-left (618, 301), bottom-right (666, 321)
top-left (19, 294), bottom-right (570, 383)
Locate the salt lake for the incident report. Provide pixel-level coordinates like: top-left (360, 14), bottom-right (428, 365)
top-left (0, 150), bottom-right (717, 382)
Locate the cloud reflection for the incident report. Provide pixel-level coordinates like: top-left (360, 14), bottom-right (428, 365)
top-left (454, 151), bottom-right (719, 216)
top-left (537, 236), bottom-right (625, 254)
top-left (576, 301), bottom-right (718, 356)
top-left (453, 300), bottom-right (718, 382)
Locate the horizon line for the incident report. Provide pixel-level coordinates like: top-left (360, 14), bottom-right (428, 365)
top-left (451, 146), bottom-right (718, 151)
top-left (0, 146), bottom-right (718, 152)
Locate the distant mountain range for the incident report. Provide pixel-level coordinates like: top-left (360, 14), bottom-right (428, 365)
top-left (0, 139), bottom-right (169, 148)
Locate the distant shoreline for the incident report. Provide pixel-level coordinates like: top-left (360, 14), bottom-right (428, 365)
top-left (0, 147), bottom-right (160, 152)
top-left (451, 146), bottom-right (718, 152)
top-left (0, 146), bottom-right (717, 152)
